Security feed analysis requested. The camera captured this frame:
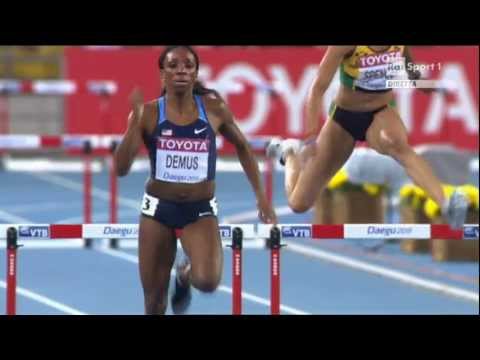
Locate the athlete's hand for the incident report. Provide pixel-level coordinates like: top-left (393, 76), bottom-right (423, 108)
top-left (408, 69), bottom-right (422, 81)
top-left (129, 87), bottom-right (144, 126)
top-left (257, 195), bottom-right (277, 224)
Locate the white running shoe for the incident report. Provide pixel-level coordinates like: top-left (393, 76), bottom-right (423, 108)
top-left (265, 137), bottom-right (302, 166)
top-left (265, 137), bottom-right (283, 160)
top-left (442, 189), bottom-right (468, 230)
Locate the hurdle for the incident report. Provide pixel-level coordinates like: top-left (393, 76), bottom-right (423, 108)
top-left (0, 80), bottom-right (119, 248)
top-left (1, 223), bottom-right (281, 315)
top-left (2, 223), bottom-right (477, 315)
top-left (0, 132), bottom-right (275, 248)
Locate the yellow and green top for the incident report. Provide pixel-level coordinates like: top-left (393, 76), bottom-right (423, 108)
top-left (340, 46), bottom-right (405, 92)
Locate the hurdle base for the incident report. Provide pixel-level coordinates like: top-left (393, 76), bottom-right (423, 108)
top-left (431, 239), bottom-right (479, 262)
top-left (400, 239), bottom-right (431, 254)
top-left (399, 204), bottom-right (434, 254)
top-left (399, 203), bottom-right (430, 224)
top-left (84, 238), bottom-right (93, 249)
top-left (315, 189), bottom-right (385, 224)
top-left (430, 210), bottom-right (479, 262)
top-left (313, 189), bottom-right (334, 224)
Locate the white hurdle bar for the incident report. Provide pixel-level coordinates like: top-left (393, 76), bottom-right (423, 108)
top-left (1, 223), bottom-right (478, 242)
top-left (0, 224), bottom-right (261, 249)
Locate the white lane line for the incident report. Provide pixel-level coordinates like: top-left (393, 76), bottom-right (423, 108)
top-left (0, 209), bottom-right (32, 224)
top-left (0, 240), bottom-right (85, 249)
top-left (0, 280), bottom-right (87, 315)
top-left (30, 173), bottom-right (140, 209)
top-left (5, 202), bottom-right (77, 213)
top-left (56, 210), bottom-right (138, 224)
top-left (286, 241), bottom-right (479, 303)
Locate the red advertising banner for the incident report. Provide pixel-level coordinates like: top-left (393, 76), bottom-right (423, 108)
top-left (64, 46), bottom-right (478, 153)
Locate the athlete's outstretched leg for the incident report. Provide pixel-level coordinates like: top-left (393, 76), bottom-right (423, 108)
top-left (366, 107), bottom-right (468, 229)
top-left (267, 119), bottom-right (356, 213)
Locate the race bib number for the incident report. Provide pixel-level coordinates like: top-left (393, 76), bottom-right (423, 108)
top-left (141, 193), bottom-right (158, 217)
top-left (155, 137), bottom-right (209, 183)
top-left (356, 51), bottom-right (404, 90)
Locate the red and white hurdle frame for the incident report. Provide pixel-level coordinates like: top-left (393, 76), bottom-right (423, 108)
top-left (256, 223), bottom-right (479, 241)
top-left (0, 223), bottom-right (269, 316)
top-left (2, 223), bottom-right (478, 315)
top-left (0, 132), bottom-right (274, 250)
top-left (0, 133), bottom-right (123, 245)
top-left (0, 80), bottom-right (121, 247)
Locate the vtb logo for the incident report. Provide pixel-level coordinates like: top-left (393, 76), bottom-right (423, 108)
top-left (19, 226), bottom-right (49, 238)
top-left (281, 226), bottom-right (311, 238)
top-left (464, 226), bottom-right (479, 240)
top-left (219, 226), bottom-right (232, 238)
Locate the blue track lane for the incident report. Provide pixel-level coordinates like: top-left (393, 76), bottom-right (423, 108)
top-left (0, 170), bottom-right (478, 314)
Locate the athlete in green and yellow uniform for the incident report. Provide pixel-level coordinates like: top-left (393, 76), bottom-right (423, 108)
top-left (267, 46), bottom-right (467, 229)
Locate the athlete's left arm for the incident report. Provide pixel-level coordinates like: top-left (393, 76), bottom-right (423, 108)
top-left (404, 46), bottom-right (446, 94)
top-left (211, 95), bottom-right (277, 224)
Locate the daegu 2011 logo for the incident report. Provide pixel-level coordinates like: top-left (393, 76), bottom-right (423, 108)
top-left (18, 226), bottom-right (50, 238)
top-left (103, 226), bottom-right (138, 238)
top-left (219, 226), bottom-right (232, 238)
top-left (281, 226), bottom-right (311, 238)
top-left (463, 226), bottom-right (479, 240)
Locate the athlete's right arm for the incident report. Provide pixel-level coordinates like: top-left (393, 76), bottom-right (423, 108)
top-left (114, 88), bottom-right (147, 177)
top-left (404, 46), bottom-right (447, 94)
top-left (304, 46), bottom-right (354, 142)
